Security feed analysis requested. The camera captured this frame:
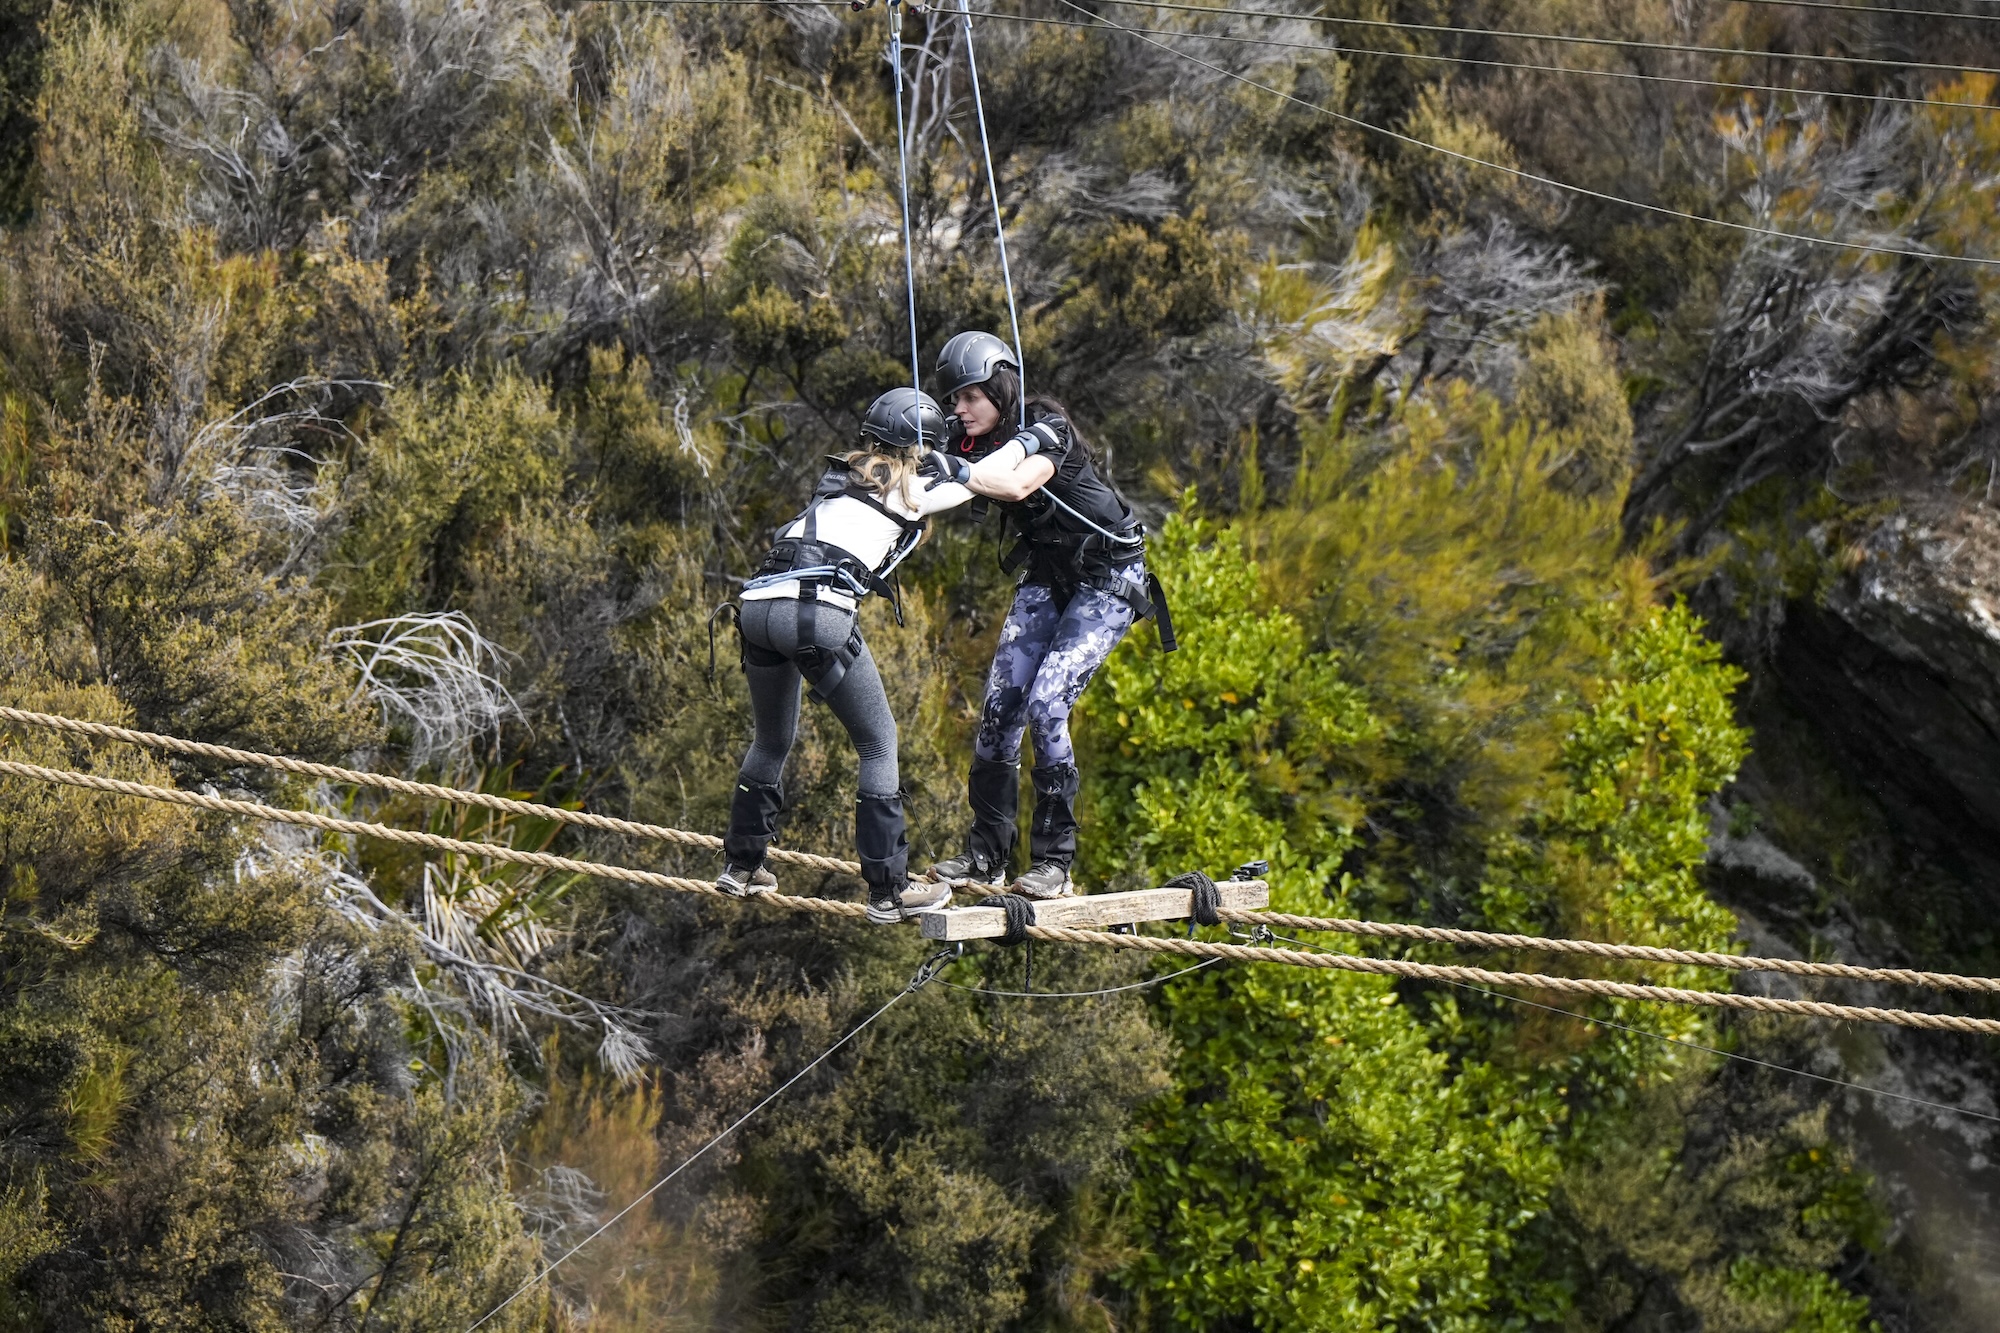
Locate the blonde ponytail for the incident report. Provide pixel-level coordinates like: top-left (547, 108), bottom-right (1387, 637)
top-left (843, 447), bottom-right (923, 509)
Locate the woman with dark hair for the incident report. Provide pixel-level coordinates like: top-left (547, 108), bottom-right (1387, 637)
top-left (923, 332), bottom-right (1173, 900)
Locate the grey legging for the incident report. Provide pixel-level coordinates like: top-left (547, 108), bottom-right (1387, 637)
top-left (736, 596), bottom-right (898, 793)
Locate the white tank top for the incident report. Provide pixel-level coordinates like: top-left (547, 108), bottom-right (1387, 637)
top-left (742, 475), bottom-right (973, 612)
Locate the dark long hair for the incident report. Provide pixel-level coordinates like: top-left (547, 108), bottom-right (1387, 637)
top-left (977, 366), bottom-right (1090, 460)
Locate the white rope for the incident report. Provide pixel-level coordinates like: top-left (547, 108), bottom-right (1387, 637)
top-left (889, 2), bottom-right (924, 399)
top-left (957, 0), bottom-right (1028, 427)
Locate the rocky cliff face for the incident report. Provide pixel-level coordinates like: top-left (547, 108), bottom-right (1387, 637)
top-left (1774, 506), bottom-right (2000, 902)
top-left (1704, 502), bottom-right (2000, 1330)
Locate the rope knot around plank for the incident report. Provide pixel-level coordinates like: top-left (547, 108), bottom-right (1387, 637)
top-left (974, 892), bottom-right (1035, 945)
top-left (1164, 869), bottom-right (1222, 927)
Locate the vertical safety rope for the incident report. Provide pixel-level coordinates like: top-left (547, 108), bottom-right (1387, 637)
top-left (956, 0), bottom-right (1026, 427)
top-left (888, 1), bottom-right (923, 399)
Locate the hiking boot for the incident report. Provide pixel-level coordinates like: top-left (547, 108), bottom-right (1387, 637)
top-left (925, 850), bottom-right (1009, 891)
top-left (866, 877), bottom-right (953, 925)
top-left (1012, 860), bottom-right (1074, 900)
top-left (717, 863), bottom-right (777, 898)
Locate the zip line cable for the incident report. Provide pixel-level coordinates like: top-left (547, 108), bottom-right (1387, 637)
top-left (1448, 981), bottom-right (2000, 1126)
top-left (968, 9), bottom-right (1999, 114)
top-left (604, 0), bottom-right (1998, 115)
top-left (6, 751), bottom-right (2000, 1032)
top-left (1051, 0), bottom-right (2000, 267)
top-left (606, 0), bottom-right (2000, 261)
top-left (958, 0), bottom-right (1029, 427)
top-left (6, 706), bottom-right (1999, 995)
top-left (465, 956), bottom-right (944, 1331)
top-left (1084, 0), bottom-right (2000, 77)
top-left (889, 2), bottom-right (925, 399)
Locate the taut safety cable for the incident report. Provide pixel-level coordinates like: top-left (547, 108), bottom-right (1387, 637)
top-left (968, 10), bottom-right (2000, 115)
top-left (957, 0), bottom-right (1028, 428)
top-left (608, 0), bottom-right (2000, 262)
top-left (1052, 0), bottom-right (2000, 269)
top-left (465, 949), bottom-right (951, 1331)
top-left (0, 705), bottom-right (861, 876)
top-left (6, 752), bottom-right (2000, 1033)
top-left (6, 706), bottom-right (2000, 995)
top-left (1085, 0), bottom-right (2000, 77)
top-left (888, 1), bottom-right (925, 399)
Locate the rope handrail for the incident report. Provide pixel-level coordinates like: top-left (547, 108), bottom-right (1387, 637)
top-left (0, 756), bottom-right (867, 920)
top-left (4, 754), bottom-right (1999, 1034)
top-left (0, 705), bottom-right (861, 877)
top-left (1221, 910), bottom-right (2000, 995)
top-left (7, 706), bottom-right (1999, 995)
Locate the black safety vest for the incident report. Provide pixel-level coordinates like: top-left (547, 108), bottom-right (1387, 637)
top-left (750, 459), bottom-right (924, 620)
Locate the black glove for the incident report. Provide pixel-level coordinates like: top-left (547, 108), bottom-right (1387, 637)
top-left (927, 450), bottom-right (970, 484)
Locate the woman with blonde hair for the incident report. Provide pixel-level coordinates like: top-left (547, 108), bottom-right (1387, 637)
top-left (717, 388), bottom-right (972, 924)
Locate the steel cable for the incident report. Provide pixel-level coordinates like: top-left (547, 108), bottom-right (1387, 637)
top-left (1053, 0), bottom-right (2000, 267)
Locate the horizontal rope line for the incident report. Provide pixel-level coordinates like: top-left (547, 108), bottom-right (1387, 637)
top-left (969, 9), bottom-right (1997, 113)
top-left (1222, 910), bottom-right (2000, 993)
top-left (8, 707), bottom-right (1997, 992)
top-left (1023, 926), bottom-right (2000, 1034)
top-left (4, 757), bottom-right (1997, 1033)
top-left (0, 757), bottom-right (867, 921)
top-left (0, 706), bottom-right (860, 877)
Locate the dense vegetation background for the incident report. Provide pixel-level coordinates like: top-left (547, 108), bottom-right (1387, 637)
top-left (0, 0), bottom-right (1997, 1326)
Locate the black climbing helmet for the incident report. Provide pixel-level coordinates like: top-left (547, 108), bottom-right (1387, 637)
top-left (935, 330), bottom-right (1019, 400)
top-left (857, 387), bottom-right (948, 452)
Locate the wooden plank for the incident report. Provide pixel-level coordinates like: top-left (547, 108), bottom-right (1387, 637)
top-left (917, 879), bottom-right (1269, 941)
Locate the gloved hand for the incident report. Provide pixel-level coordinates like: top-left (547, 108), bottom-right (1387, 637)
top-left (927, 450), bottom-right (971, 484)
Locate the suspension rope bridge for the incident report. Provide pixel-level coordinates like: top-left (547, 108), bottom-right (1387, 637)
top-left (6, 707), bottom-right (2000, 1034)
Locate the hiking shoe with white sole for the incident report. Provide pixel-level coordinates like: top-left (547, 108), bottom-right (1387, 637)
top-left (866, 878), bottom-right (954, 925)
top-left (1012, 860), bottom-right (1075, 900)
top-left (925, 850), bottom-right (1009, 891)
top-left (717, 863), bottom-right (777, 898)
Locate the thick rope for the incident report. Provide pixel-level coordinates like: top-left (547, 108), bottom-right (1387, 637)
top-left (0, 705), bottom-right (860, 876)
top-left (10, 707), bottom-right (1996, 998)
top-left (1018, 926), bottom-right (2000, 1036)
top-left (957, 0), bottom-right (1025, 428)
top-left (5, 756), bottom-right (1999, 1034)
top-left (0, 757), bottom-right (866, 921)
top-left (9, 706), bottom-right (2000, 996)
top-left (888, 2), bottom-right (923, 399)
top-left (1220, 909), bottom-right (2000, 996)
